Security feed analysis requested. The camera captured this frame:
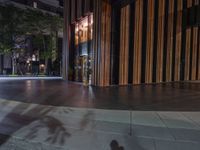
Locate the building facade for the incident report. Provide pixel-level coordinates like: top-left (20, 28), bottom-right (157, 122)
top-left (65, 0), bottom-right (200, 86)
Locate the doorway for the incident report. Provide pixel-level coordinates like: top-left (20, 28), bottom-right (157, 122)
top-left (69, 14), bottom-right (93, 85)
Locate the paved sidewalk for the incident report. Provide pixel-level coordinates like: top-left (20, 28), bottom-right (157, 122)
top-left (0, 80), bottom-right (200, 111)
top-left (0, 77), bottom-right (62, 80)
top-left (0, 98), bottom-right (199, 150)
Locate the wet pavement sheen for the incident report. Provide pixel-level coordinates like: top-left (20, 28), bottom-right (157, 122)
top-left (0, 80), bottom-right (200, 111)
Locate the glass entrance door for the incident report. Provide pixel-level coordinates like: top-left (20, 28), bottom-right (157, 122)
top-left (73, 14), bottom-right (93, 85)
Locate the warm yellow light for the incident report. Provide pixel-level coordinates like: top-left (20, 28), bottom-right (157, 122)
top-left (75, 27), bottom-right (79, 32)
top-left (40, 64), bottom-right (45, 68)
top-left (83, 22), bottom-right (88, 27)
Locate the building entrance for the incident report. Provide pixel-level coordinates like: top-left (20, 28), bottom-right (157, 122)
top-left (75, 55), bottom-right (92, 84)
top-left (69, 14), bottom-right (93, 85)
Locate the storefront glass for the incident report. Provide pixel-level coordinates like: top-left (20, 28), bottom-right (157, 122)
top-left (73, 14), bottom-right (93, 85)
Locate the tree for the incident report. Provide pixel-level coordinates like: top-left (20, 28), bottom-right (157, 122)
top-left (24, 9), bottom-right (63, 75)
top-left (0, 5), bottom-right (27, 74)
top-left (0, 5), bottom-right (63, 75)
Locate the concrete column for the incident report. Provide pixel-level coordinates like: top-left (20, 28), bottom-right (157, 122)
top-left (0, 55), bottom-right (3, 74)
top-left (62, 0), bottom-right (70, 80)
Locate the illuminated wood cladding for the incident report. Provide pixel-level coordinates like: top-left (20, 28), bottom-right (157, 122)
top-left (99, 1), bottom-right (111, 86)
top-left (191, 0), bottom-right (199, 80)
top-left (92, 0), bottom-right (111, 86)
top-left (63, 0), bottom-right (200, 86)
top-left (133, 0), bottom-right (143, 84)
top-left (92, 0), bottom-right (100, 86)
top-left (119, 5), bottom-right (130, 85)
top-left (185, 0), bottom-right (193, 81)
top-left (166, 0), bottom-right (174, 82)
top-left (145, 0), bottom-right (155, 83)
top-left (156, 0), bottom-right (165, 83)
top-left (174, 0), bottom-right (183, 81)
top-left (199, 28), bottom-right (200, 80)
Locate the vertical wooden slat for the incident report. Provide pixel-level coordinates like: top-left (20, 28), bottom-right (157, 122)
top-left (174, 0), bottom-right (183, 81)
top-left (84, 0), bottom-right (91, 15)
top-left (133, 0), bottom-right (143, 84)
top-left (104, 3), bottom-right (111, 86)
top-left (184, 0), bottom-right (193, 80)
top-left (119, 5), bottom-right (130, 85)
top-left (71, 0), bottom-right (76, 23)
top-left (145, 0), bottom-right (155, 83)
top-left (125, 6), bottom-right (130, 84)
top-left (99, 2), bottom-right (106, 86)
top-left (0, 55), bottom-right (2, 74)
top-left (119, 8), bottom-right (124, 85)
top-left (156, 0), bottom-right (165, 82)
top-left (166, 0), bottom-right (174, 82)
top-left (93, 0), bottom-right (111, 86)
top-left (92, 0), bottom-right (101, 85)
top-left (198, 28), bottom-right (200, 80)
top-left (191, 0), bottom-right (199, 80)
top-left (192, 28), bottom-right (198, 80)
top-left (77, 0), bottom-right (82, 19)
top-left (62, 0), bottom-right (70, 80)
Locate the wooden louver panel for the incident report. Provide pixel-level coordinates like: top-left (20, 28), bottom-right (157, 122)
top-left (133, 0), bottom-right (143, 85)
top-left (184, 0), bottom-right (193, 80)
top-left (119, 5), bottom-right (130, 85)
top-left (156, 0), bottom-right (165, 82)
top-left (174, 0), bottom-right (183, 81)
top-left (166, 0), bottom-right (175, 82)
top-left (145, 0), bottom-right (155, 83)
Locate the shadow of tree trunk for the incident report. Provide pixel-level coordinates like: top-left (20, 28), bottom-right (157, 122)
top-left (0, 102), bottom-right (72, 147)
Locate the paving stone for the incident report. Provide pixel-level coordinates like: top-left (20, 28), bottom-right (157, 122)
top-left (132, 111), bottom-right (165, 127)
top-left (0, 80), bottom-right (199, 149)
top-left (1, 80), bottom-right (200, 111)
top-left (132, 124), bottom-right (174, 140)
top-left (169, 128), bottom-right (200, 142)
top-left (0, 137), bottom-right (42, 150)
top-left (155, 140), bottom-right (200, 150)
top-left (158, 112), bottom-right (200, 129)
top-left (182, 112), bottom-right (200, 127)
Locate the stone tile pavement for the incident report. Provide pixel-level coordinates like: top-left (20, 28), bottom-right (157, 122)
top-left (0, 98), bottom-right (199, 150)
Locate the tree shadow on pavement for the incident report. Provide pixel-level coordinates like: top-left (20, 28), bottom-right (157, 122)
top-left (0, 102), bottom-right (72, 146)
top-left (80, 110), bottom-right (95, 130)
top-left (25, 116), bottom-right (71, 145)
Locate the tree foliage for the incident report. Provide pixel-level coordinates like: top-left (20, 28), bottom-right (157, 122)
top-left (0, 5), bottom-right (25, 54)
top-left (0, 4), bottom-right (63, 56)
